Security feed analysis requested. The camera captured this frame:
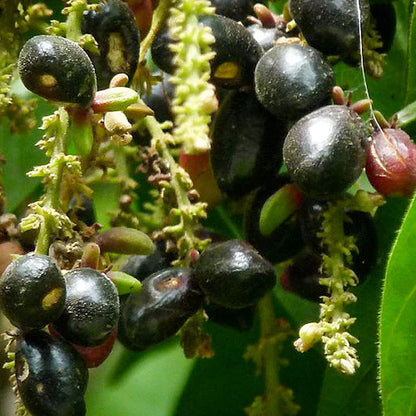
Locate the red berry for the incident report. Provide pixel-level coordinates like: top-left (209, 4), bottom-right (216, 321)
top-left (365, 128), bottom-right (416, 197)
top-left (50, 325), bottom-right (118, 368)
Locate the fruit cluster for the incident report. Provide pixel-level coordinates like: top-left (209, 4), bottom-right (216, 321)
top-left (0, 0), bottom-right (411, 414)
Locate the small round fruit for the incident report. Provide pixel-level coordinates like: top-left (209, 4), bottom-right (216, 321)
top-left (15, 330), bottom-right (88, 416)
top-left (18, 35), bottom-right (97, 107)
top-left (204, 302), bottom-right (256, 331)
top-left (118, 268), bottom-right (203, 351)
top-left (211, 0), bottom-right (256, 22)
top-left (247, 25), bottom-right (287, 52)
top-left (365, 128), bottom-right (416, 197)
top-left (53, 268), bottom-right (119, 347)
top-left (82, 0), bottom-right (140, 89)
top-left (283, 105), bottom-right (368, 199)
top-left (194, 240), bottom-right (276, 308)
top-left (211, 90), bottom-right (286, 198)
top-left (289, 0), bottom-right (370, 59)
top-left (0, 254), bottom-right (66, 331)
top-left (254, 43), bottom-right (334, 121)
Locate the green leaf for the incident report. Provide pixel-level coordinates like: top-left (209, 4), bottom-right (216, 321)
top-left (379, 196), bottom-right (416, 416)
top-left (86, 341), bottom-right (195, 416)
top-left (334, 0), bottom-right (413, 118)
top-left (405, 2), bottom-right (416, 104)
top-left (0, 101), bottom-right (50, 212)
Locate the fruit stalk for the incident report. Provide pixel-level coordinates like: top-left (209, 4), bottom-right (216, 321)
top-left (258, 294), bottom-right (281, 416)
top-left (294, 200), bottom-right (360, 374)
top-left (138, 0), bottom-right (174, 65)
top-left (34, 108), bottom-right (71, 255)
top-left (143, 108), bottom-right (208, 263)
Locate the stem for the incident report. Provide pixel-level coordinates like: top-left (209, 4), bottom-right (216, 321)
top-left (65, 5), bottom-right (83, 42)
top-left (258, 294), bottom-right (281, 416)
top-left (144, 112), bottom-right (197, 260)
top-left (35, 107), bottom-right (69, 255)
top-left (138, 0), bottom-right (174, 65)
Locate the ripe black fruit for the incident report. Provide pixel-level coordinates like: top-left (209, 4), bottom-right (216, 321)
top-left (283, 105), bottom-right (368, 199)
top-left (18, 35), bottom-right (96, 107)
top-left (194, 240), bottom-right (276, 308)
top-left (0, 254), bottom-right (65, 331)
top-left (289, 0), bottom-right (370, 59)
top-left (211, 90), bottom-right (285, 198)
top-left (82, 0), bottom-right (140, 89)
top-left (118, 268), bottom-right (203, 351)
top-left (15, 330), bottom-right (88, 416)
top-left (247, 25), bottom-right (287, 52)
top-left (151, 15), bottom-right (263, 88)
top-left (210, 0), bottom-right (256, 22)
top-left (120, 240), bottom-right (175, 281)
top-left (53, 268), bottom-right (119, 347)
top-left (254, 43), bottom-right (334, 121)
top-left (204, 302), bottom-right (256, 331)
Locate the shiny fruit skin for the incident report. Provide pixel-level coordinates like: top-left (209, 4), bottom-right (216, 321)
top-left (210, 0), bottom-right (255, 22)
top-left (0, 254), bottom-right (66, 331)
top-left (247, 25), bottom-right (287, 52)
top-left (15, 330), bottom-right (88, 416)
top-left (118, 268), bottom-right (203, 351)
top-left (283, 105), bottom-right (368, 199)
top-left (289, 0), bottom-right (370, 59)
top-left (254, 43), bottom-right (334, 121)
top-left (18, 35), bottom-right (96, 107)
top-left (53, 268), bottom-right (119, 347)
top-left (194, 240), bottom-right (276, 308)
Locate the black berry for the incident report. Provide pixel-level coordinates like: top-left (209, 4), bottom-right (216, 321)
top-left (0, 254), bottom-right (65, 331)
top-left (82, 0), bottom-right (140, 89)
top-left (18, 35), bottom-right (97, 107)
top-left (53, 268), bottom-right (119, 347)
top-left (211, 89), bottom-right (286, 198)
top-left (283, 105), bottom-right (368, 199)
top-left (289, 0), bottom-right (370, 59)
top-left (254, 43), bottom-right (334, 121)
top-left (194, 240), bottom-right (276, 309)
top-left (15, 330), bottom-right (88, 416)
top-left (118, 268), bottom-right (203, 351)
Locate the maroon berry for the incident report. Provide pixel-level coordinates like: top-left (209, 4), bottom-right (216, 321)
top-left (366, 128), bottom-right (416, 197)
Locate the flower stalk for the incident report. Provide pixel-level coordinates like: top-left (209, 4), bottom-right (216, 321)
top-left (168, 0), bottom-right (218, 154)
